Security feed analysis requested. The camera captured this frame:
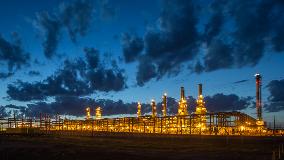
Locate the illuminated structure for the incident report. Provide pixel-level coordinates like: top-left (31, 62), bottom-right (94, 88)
top-left (137, 102), bottom-right (142, 117)
top-left (255, 74), bottom-right (264, 126)
top-left (95, 107), bottom-right (102, 120)
top-left (195, 84), bottom-right (207, 130)
top-left (162, 93), bottom-right (167, 117)
top-left (151, 99), bottom-right (157, 118)
top-left (178, 87), bottom-right (188, 116)
top-left (2, 75), bottom-right (276, 136)
top-left (86, 107), bottom-right (91, 120)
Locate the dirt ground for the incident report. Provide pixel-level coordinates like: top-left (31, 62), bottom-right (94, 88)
top-left (0, 133), bottom-right (283, 160)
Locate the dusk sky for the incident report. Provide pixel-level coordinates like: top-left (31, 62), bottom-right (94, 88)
top-left (0, 0), bottom-right (284, 123)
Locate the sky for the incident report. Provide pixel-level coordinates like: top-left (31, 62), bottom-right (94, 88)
top-left (0, 0), bottom-right (284, 124)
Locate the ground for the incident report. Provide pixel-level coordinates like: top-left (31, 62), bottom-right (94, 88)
top-left (0, 133), bottom-right (283, 160)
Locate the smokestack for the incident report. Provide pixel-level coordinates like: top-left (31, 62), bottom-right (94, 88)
top-left (162, 93), bottom-right (167, 117)
top-left (198, 84), bottom-right (202, 97)
top-left (181, 87), bottom-right (185, 99)
top-left (255, 74), bottom-right (262, 120)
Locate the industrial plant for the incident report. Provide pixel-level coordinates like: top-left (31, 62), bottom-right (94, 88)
top-left (0, 74), bottom-right (282, 136)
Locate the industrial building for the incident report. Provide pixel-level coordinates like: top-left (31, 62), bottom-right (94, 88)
top-left (0, 74), bottom-right (282, 136)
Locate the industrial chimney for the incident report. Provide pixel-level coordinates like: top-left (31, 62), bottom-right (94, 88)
top-left (255, 74), bottom-right (262, 121)
top-left (198, 83), bottom-right (202, 97)
top-left (162, 93), bottom-right (167, 117)
top-left (181, 87), bottom-right (185, 100)
top-left (178, 87), bottom-right (188, 116)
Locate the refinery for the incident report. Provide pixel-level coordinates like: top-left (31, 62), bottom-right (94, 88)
top-left (0, 74), bottom-right (283, 136)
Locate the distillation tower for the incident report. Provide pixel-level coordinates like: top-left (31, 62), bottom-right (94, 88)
top-left (137, 102), bottom-right (142, 117)
top-left (151, 100), bottom-right (157, 118)
top-left (195, 84), bottom-right (207, 129)
top-left (178, 87), bottom-right (188, 116)
top-left (96, 107), bottom-right (102, 120)
top-left (86, 107), bottom-right (91, 120)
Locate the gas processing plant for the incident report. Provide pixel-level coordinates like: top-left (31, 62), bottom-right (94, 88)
top-left (0, 74), bottom-right (282, 136)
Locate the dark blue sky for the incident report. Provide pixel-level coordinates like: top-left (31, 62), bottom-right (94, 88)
top-left (0, 0), bottom-right (284, 123)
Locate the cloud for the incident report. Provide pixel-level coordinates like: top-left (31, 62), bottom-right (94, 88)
top-left (143, 0), bottom-right (199, 77)
top-left (130, 0), bottom-right (284, 85)
top-left (264, 79), bottom-right (284, 112)
top-left (28, 71), bottom-right (41, 76)
top-left (7, 59), bottom-right (91, 101)
top-left (204, 93), bottom-right (252, 112)
top-left (136, 56), bottom-right (157, 86)
top-left (0, 34), bottom-right (30, 71)
top-left (35, 0), bottom-right (94, 58)
top-left (203, 40), bottom-right (233, 72)
top-left (35, 12), bottom-right (61, 59)
top-left (134, 0), bottom-right (199, 85)
top-left (0, 72), bottom-right (14, 79)
top-left (21, 96), bottom-right (140, 117)
top-left (100, 0), bottom-right (116, 20)
top-left (233, 79), bottom-right (249, 84)
top-left (203, 0), bottom-right (226, 45)
top-left (200, 0), bottom-right (284, 71)
top-left (121, 33), bottom-right (144, 63)
top-left (0, 106), bottom-right (10, 117)
top-left (84, 47), bottom-right (100, 69)
top-left (59, 0), bottom-right (94, 42)
top-left (7, 48), bottom-right (127, 101)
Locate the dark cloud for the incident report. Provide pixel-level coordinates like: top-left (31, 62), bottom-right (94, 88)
top-left (131, 0), bottom-right (284, 85)
top-left (59, 0), bottom-right (94, 42)
top-left (0, 34), bottom-right (30, 71)
top-left (136, 0), bottom-right (199, 85)
top-left (203, 40), bottom-right (233, 72)
top-left (203, 0), bottom-right (226, 44)
top-left (7, 59), bottom-right (90, 101)
top-left (199, 0), bottom-right (284, 72)
top-left (121, 33), bottom-right (144, 63)
top-left (35, 0), bottom-right (94, 58)
top-left (22, 96), bottom-right (140, 117)
top-left (4, 104), bottom-right (26, 110)
top-left (264, 79), bottom-right (284, 112)
top-left (193, 61), bottom-right (204, 74)
top-left (28, 71), bottom-right (40, 76)
top-left (136, 56), bottom-right (157, 86)
top-left (7, 49), bottom-right (127, 101)
top-left (272, 23), bottom-right (284, 52)
top-left (0, 72), bottom-right (14, 79)
top-left (204, 93), bottom-right (252, 112)
top-left (87, 69), bottom-right (126, 92)
top-left (84, 47), bottom-right (100, 69)
top-left (100, 0), bottom-right (116, 20)
top-left (35, 12), bottom-right (61, 59)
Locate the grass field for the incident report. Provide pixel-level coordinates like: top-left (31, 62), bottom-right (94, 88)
top-left (0, 133), bottom-right (283, 160)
